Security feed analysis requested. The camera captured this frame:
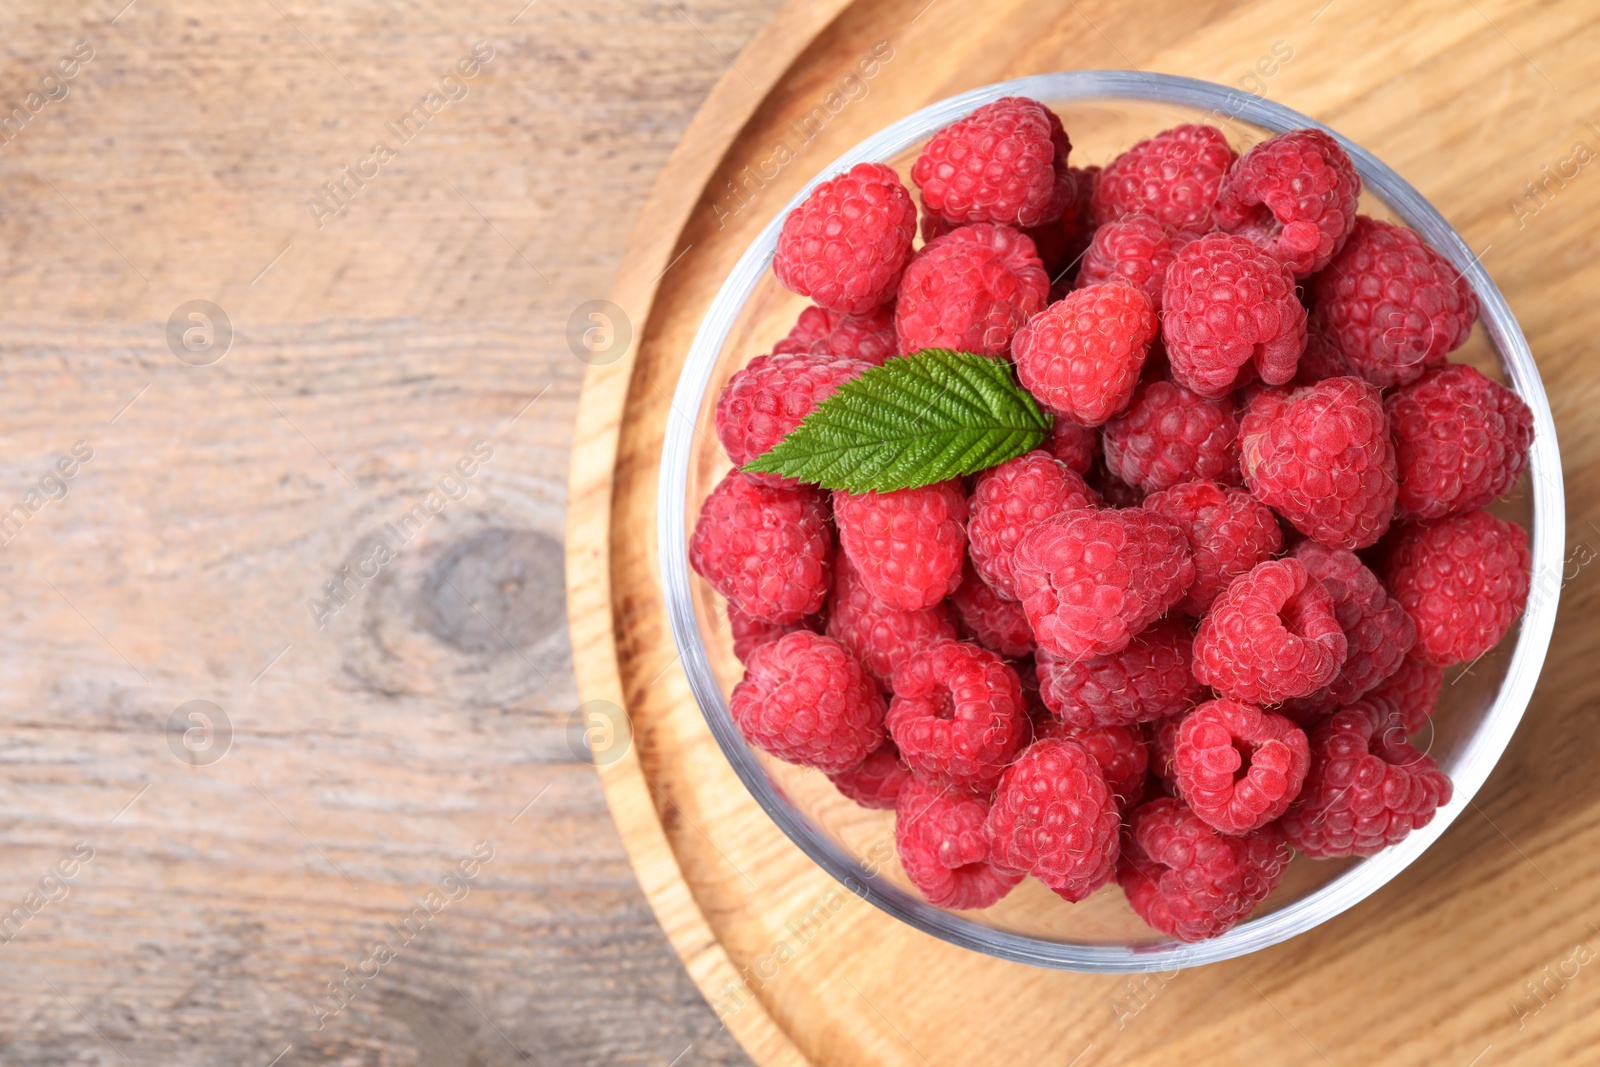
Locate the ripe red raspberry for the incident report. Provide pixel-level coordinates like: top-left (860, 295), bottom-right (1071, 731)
top-left (1044, 415), bottom-right (1099, 473)
top-left (1288, 541), bottom-right (1416, 708)
top-left (1035, 617), bottom-right (1202, 728)
top-left (828, 737), bottom-right (912, 810)
top-left (1013, 284), bottom-right (1159, 425)
top-left (1386, 509), bottom-right (1531, 666)
top-left (1213, 128), bottom-right (1361, 277)
top-left (967, 450), bottom-right (1097, 600)
top-left (1280, 698), bottom-right (1453, 857)
top-left (1162, 233), bottom-right (1307, 398)
top-left (1101, 379), bottom-right (1241, 494)
top-left (1143, 480), bottom-right (1282, 616)
top-left (715, 352), bottom-right (871, 486)
top-left (772, 304), bottom-right (898, 366)
top-left (1193, 558), bottom-right (1348, 704)
top-left (1013, 508), bottom-right (1194, 661)
top-left (887, 640), bottom-right (1028, 792)
top-left (834, 480), bottom-right (968, 611)
top-left (1087, 458), bottom-right (1146, 509)
top-left (912, 97), bottom-right (1064, 228)
top-left (1076, 213), bottom-right (1199, 310)
top-left (950, 562), bottom-right (1036, 658)
top-left (896, 774), bottom-right (1023, 909)
top-left (1033, 720), bottom-right (1149, 812)
top-left (826, 551), bottom-right (957, 689)
top-left (1119, 796), bottom-right (1291, 942)
top-left (728, 605), bottom-right (821, 663)
top-left (1174, 699), bottom-right (1310, 835)
top-left (984, 739), bottom-right (1122, 901)
top-left (1240, 376), bottom-right (1398, 550)
top-left (1371, 654), bottom-right (1445, 733)
top-left (1311, 215), bottom-right (1479, 387)
top-left (1093, 124), bottom-right (1236, 231)
top-left (730, 631), bottom-right (885, 772)
top-left (690, 472), bottom-right (832, 624)
top-left (1386, 364), bottom-right (1534, 521)
top-left (894, 223), bottom-right (1049, 357)
top-left (774, 162), bottom-right (916, 314)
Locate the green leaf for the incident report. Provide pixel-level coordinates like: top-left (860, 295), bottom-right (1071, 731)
top-left (742, 348), bottom-right (1052, 493)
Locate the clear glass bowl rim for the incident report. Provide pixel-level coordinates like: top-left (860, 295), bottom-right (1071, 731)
top-left (657, 71), bottom-right (1564, 972)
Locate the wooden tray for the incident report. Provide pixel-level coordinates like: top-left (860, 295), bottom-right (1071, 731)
top-left (566, 1), bottom-right (1600, 1063)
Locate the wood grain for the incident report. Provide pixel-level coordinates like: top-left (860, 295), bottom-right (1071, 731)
top-left (573, 0), bottom-right (1600, 1064)
top-left (0, 0), bottom-right (786, 1063)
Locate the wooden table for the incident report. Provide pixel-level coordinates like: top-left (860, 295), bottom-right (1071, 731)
top-left (570, 0), bottom-right (1600, 1064)
top-left (0, 1), bottom-right (781, 1063)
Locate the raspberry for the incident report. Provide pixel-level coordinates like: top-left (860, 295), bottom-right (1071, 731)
top-left (1311, 215), bottom-right (1479, 388)
top-left (966, 451), bottom-right (1097, 600)
top-left (895, 223), bottom-right (1050, 357)
top-left (1044, 415), bottom-right (1099, 473)
top-left (1288, 541), bottom-right (1416, 706)
top-left (1013, 284), bottom-right (1159, 425)
top-left (912, 97), bottom-right (1064, 228)
top-left (1386, 364), bottom-right (1534, 521)
top-left (1386, 509), bottom-right (1531, 666)
top-left (1213, 128), bottom-right (1361, 277)
top-left (950, 562), bottom-right (1036, 658)
top-left (1371, 654), bottom-right (1445, 733)
top-left (887, 640), bottom-right (1028, 792)
top-left (828, 737), bottom-right (912, 810)
top-left (728, 605), bottom-right (821, 663)
top-left (772, 304), bottom-right (898, 366)
top-left (834, 480), bottom-right (968, 611)
top-left (1280, 698), bottom-right (1453, 857)
top-left (1076, 213), bottom-right (1198, 310)
top-left (1102, 379), bottom-right (1241, 493)
top-left (1240, 377), bottom-right (1398, 550)
top-left (1143, 480), bottom-right (1282, 616)
top-left (774, 162), bottom-right (916, 314)
top-left (984, 739), bottom-right (1122, 901)
top-left (730, 631), bottom-right (885, 772)
top-left (1087, 458), bottom-right (1146, 509)
top-left (1162, 233), bottom-right (1307, 399)
top-left (690, 472), bottom-right (832, 624)
top-left (825, 551), bottom-right (957, 689)
top-left (1013, 508), bottom-right (1194, 661)
top-left (1093, 124), bottom-right (1236, 231)
top-left (1193, 558), bottom-right (1349, 704)
top-left (1035, 617), bottom-right (1202, 728)
top-left (1033, 720), bottom-right (1150, 812)
top-left (715, 352), bottom-right (871, 486)
top-left (896, 774), bottom-right (1023, 909)
top-left (1174, 698), bottom-right (1310, 835)
top-left (1118, 797), bottom-right (1291, 942)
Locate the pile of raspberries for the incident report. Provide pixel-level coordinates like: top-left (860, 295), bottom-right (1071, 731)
top-left (691, 97), bottom-right (1535, 943)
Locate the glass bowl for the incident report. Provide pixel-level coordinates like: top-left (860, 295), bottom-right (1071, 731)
top-left (657, 72), bottom-right (1563, 972)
